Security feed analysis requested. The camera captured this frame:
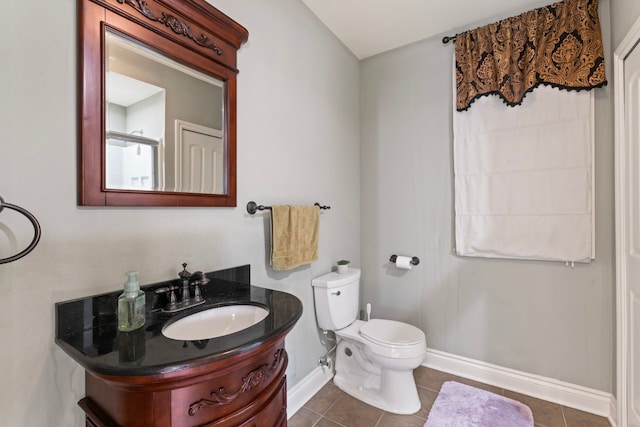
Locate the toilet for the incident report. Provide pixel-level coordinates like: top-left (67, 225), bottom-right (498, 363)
top-left (311, 268), bottom-right (426, 414)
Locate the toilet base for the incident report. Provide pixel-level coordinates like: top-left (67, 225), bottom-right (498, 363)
top-left (333, 339), bottom-right (421, 414)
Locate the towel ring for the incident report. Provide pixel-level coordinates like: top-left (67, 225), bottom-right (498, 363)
top-left (0, 196), bottom-right (42, 264)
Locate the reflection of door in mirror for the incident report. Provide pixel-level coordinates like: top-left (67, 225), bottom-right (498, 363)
top-left (175, 120), bottom-right (224, 194)
top-left (104, 30), bottom-right (224, 194)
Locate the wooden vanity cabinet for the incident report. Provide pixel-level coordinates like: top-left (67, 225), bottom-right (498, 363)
top-left (79, 335), bottom-right (288, 427)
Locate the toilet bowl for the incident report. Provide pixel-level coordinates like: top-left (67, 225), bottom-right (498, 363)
top-left (311, 269), bottom-right (427, 414)
top-left (333, 319), bottom-right (426, 414)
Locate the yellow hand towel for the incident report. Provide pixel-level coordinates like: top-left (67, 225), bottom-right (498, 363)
top-left (270, 205), bottom-right (320, 270)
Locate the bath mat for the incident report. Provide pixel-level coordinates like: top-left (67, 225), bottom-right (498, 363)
top-left (424, 381), bottom-right (534, 427)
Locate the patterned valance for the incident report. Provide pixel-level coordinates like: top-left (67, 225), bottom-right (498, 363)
top-left (455, 0), bottom-right (607, 112)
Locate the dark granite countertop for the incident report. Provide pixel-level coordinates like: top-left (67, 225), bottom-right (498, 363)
top-left (55, 265), bottom-right (303, 377)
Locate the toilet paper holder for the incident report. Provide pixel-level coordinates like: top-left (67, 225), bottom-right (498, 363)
top-left (389, 255), bottom-right (420, 266)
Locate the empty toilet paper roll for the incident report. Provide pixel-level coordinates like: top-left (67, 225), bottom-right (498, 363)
top-left (394, 255), bottom-right (413, 270)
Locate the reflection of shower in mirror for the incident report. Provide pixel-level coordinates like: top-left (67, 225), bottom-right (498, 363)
top-left (106, 131), bottom-right (161, 191)
top-left (131, 130), bottom-right (144, 155)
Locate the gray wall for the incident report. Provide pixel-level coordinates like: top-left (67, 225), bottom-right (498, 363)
top-left (612, 0), bottom-right (640, 49)
top-left (360, 0), bottom-right (615, 392)
top-left (0, 0), bottom-right (359, 425)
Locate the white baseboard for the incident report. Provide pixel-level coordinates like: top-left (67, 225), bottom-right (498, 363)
top-left (424, 348), bottom-right (615, 421)
top-left (287, 364), bottom-right (334, 419)
top-left (608, 396), bottom-right (618, 427)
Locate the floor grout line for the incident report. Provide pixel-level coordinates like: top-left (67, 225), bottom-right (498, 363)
top-left (372, 410), bottom-right (384, 427)
top-left (320, 393), bottom-right (347, 426)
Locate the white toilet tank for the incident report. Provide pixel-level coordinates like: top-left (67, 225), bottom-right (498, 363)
top-left (311, 268), bottom-right (361, 331)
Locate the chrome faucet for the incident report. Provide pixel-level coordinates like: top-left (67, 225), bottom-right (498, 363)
top-left (155, 263), bottom-right (208, 313)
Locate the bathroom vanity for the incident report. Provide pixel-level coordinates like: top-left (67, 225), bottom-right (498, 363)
top-left (55, 265), bottom-right (303, 426)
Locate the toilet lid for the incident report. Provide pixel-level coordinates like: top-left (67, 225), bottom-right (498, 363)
top-left (360, 319), bottom-right (425, 346)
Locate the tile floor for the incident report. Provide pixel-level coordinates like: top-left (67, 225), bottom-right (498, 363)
top-left (288, 366), bottom-right (611, 427)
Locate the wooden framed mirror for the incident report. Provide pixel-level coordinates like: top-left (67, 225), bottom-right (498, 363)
top-left (78, 0), bottom-right (248, 206)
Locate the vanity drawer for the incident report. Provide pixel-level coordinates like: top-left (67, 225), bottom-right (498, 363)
top-left (237, 376), bottom-right (287, 427)
top-left (171, 347), bottom-right (287, 426)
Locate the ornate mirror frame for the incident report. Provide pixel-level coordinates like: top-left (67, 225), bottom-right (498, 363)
top-left (78, 0), bottom-right (248, 206)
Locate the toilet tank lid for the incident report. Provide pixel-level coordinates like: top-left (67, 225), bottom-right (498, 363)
top-left (311, 268), bottom-right (361, 289)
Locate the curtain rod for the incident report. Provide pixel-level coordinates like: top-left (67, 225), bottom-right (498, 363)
top-left (442, 35), bottom-right (456, 44)
top-left (106, 130), bottom-right (160, 146)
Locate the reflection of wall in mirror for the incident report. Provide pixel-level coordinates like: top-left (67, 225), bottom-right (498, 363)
top-left (127, 92), bottom-right (165, 140)
top-left (107, 39), bottom-right (223, 193)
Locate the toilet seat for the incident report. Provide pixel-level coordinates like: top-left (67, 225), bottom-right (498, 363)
top-left (360, 319), bottom-right (425, 346)
top-left (336, 320), bottom-right (426, 359)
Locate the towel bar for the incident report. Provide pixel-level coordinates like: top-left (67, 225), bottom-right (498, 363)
top-left (246, 201), bottom-right (330, 215)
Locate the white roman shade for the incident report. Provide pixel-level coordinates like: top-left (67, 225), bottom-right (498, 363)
top-left (453, 85), bottom-right (594, 262)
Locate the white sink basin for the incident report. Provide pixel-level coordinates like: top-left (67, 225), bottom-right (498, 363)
top-left (162, 305), bottom-right (269, 341)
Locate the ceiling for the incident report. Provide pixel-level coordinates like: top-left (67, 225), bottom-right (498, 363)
top-left (301, 0), bottom-right (558, 59)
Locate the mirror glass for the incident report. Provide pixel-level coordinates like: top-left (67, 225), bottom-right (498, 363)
top-left (105, 30), bottom-right (225, 194)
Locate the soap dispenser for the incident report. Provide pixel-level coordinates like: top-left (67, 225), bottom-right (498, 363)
top-left (118, 271), bottom-right (146, 332)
